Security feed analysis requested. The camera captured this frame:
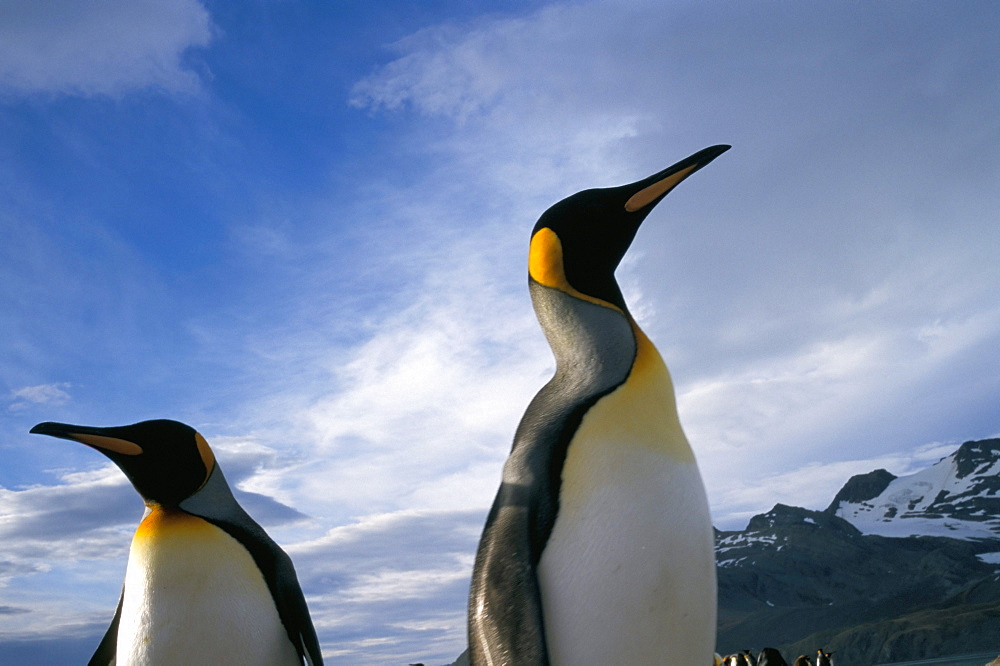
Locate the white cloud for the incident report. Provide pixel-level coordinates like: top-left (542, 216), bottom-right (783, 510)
top-left (682, 304), bottom-right (1000, 525)
top-left (0, 464), bottom-right (134, 564)
top-left (0, 0), bottom-right (213, 97)
top-left (8, 383), bottom-right (71, 410)
top-left (288, 509), bottom-right (481, 664)
top-left (237, 240), bottom-right (548, 527)
top-left (350, 1), bottom-right (675, 130)
top-left (0, 461), bottom-right (136, 640)
top-left (711, 439), bottom-right (970, 531)
top-left (351, 3), bottom-right (689, 206)
top-left (683, 309), bottom-right (995, 459)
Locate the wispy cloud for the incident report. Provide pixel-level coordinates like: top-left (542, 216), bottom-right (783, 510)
top-left (710, 440), bottom-right (966, 531)
top-left (0, 0), bottom-right (213, 97)
top-left (231, 236), bottom-right (548, 528)
top-left (288, 509), bottom-right (481, 664)
top-left (8, 384), bottom-right (71, 411)
top-left (0, 461), bottom-right (135, 644)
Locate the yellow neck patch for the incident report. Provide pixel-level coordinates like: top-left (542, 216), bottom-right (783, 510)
top-left (134, 506), bottom-right (213, 541)
top-left (571, 320), bottom-right (695, 464)
top-left (528, 227), bottom-right (622, 312)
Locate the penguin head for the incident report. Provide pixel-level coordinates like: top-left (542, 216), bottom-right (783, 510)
top-left (30, 419), bottom-right (216, 507)
top-left (529, 144), bottom-right (730, 312)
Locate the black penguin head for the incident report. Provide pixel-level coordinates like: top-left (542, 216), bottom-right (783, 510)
top-left (30, 419), bottom-right (216, 507)
top-left (529, 144), bottom-right (730, 311)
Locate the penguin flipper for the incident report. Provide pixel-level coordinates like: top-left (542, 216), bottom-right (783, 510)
top-left (88, 589), bottom-right (122, 666)
top-left (177, 465), bottom-right (323, 664)
top-left (273, 552), bottom-right (324, 666)
top-left (468, 366), bottom-right (598, 665)
top-left (469, 482), bottom-right (551, 665)
top-left (208, 516), bottom-right (324, 665)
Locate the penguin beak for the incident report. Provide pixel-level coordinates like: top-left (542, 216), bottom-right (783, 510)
top-left (624, 144), bottom-right (731, 213)
top-left (30, 422), bottom-right (143, 456)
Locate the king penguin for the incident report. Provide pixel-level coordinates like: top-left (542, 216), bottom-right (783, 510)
top-left (30, 419), bottom-right (324, 666)
top-left (467, 145), bottom-right (729, 665)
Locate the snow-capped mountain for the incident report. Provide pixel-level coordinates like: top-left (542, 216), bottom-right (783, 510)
top-left (714, 437), bottom-right (1000, 664)
top-left (826, 438), bottom-right (1000, 540)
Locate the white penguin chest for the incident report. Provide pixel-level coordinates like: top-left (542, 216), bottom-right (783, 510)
top-left (118, 509), bottom-right (300, 666)
top-left (537, 339), bottom-right (716, 665)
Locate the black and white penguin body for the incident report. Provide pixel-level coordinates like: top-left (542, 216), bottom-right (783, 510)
top-left (31, 420), bottom-right (323, 665)
top-left (468, 146), bottom-right (729, 665)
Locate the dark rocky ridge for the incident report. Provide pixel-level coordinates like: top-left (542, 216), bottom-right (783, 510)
top-left (824, 468), bottom-right (896, 513)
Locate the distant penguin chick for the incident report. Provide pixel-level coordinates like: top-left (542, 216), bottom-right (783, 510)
top-left (30, 419), bottom-right (323, 666)
top-left (467, 145), bottom-right (729, 665)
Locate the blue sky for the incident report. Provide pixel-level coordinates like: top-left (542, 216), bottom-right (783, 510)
top-left (1, 1), bottom-right (998, 663)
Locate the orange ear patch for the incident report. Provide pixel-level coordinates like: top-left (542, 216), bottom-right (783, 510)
top-left (528, 227), bottom-right (623, 312)
top-left (195, 432), bottom-right (216, 479)
top-left (528, 227), bottom-right (569, 289)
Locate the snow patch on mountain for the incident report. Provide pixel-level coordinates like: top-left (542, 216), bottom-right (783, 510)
top-left (831, 439), bottom-right (1000, 540)
top-left (976, 552), bottom-right (1000, 565)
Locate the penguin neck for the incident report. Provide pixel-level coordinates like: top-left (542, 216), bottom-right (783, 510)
top-left (176, 465), bottom-right (250, 525)
top-left (530, 280), bottom-right (637, 394)
top-left (530, 279), bottom-right (691, 460)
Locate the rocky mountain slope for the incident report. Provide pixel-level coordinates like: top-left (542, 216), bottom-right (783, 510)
top-left (716, 438), bottom-right (1000, 664)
